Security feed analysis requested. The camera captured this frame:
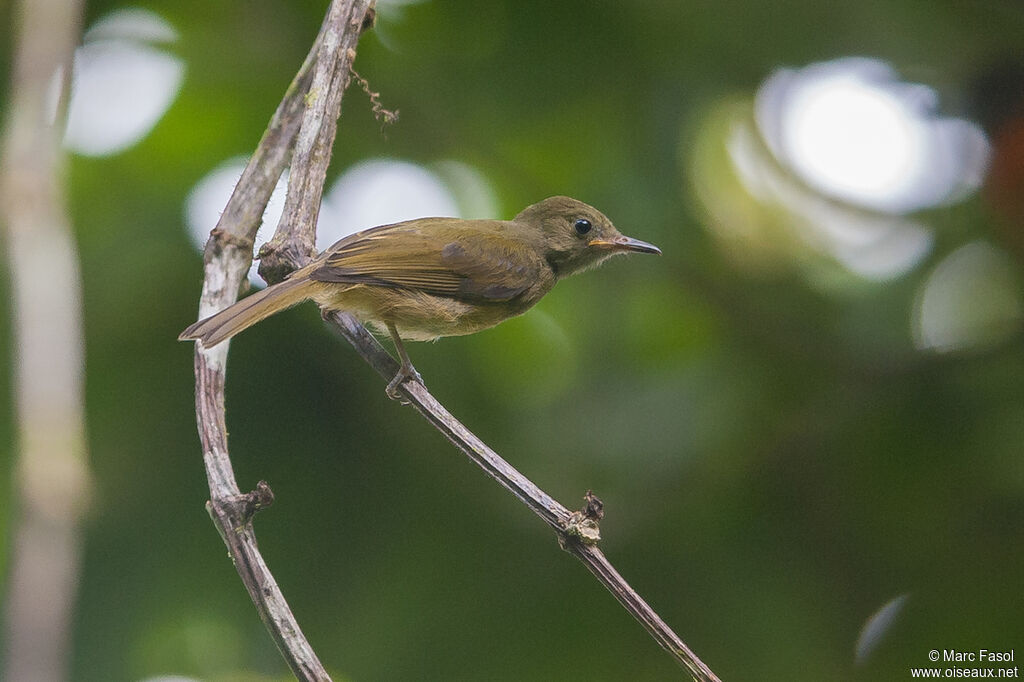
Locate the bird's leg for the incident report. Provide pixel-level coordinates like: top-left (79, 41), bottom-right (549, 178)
top-left (385, 322), bottom-right (423, 401)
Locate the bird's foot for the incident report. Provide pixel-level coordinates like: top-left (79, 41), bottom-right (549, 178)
top-left (385, 364), bottom-right (423, 403)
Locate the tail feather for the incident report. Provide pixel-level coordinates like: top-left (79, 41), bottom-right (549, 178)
top-left (179, 277), bottom-right (314, 347)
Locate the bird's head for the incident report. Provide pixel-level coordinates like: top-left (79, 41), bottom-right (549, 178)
top-left (514, 196), bottom-right (661, 277)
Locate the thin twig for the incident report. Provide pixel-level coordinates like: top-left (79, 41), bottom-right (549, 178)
top-left (189, 1), bottom-right (375, 680)
top-left (326, 312), bottom-right (721, 682)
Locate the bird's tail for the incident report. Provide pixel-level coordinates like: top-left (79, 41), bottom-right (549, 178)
top-left (179, 276), bottom-right (315, 348)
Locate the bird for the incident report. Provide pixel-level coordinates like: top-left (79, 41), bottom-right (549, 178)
top-left (180, 196), bottom-right (661, 398)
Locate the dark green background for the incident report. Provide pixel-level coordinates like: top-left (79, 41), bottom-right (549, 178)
top-left (1, 1), bottom-right (1022, 680)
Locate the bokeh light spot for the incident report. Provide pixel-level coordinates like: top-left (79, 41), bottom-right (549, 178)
top-left (83, 7), bottom-right (180, 43)
top-left (785, 77), bottom-right (921, 204)
top-left (757, 57), bottom-right (990, 214)
top-left (431, 159), bottom-right (500, 219)
top-left (63, 9), bottom-right (184, 157)
top-left (724, 111), bottom-right (933, 281)
top-left (319, 158), bottom-right (463, 249)
top-left (855, 594), bottom-right (909, 665)
top-left (689, 57), bottom-right (993, 285)
top-left (913, 241), bottom-right (1023, 352)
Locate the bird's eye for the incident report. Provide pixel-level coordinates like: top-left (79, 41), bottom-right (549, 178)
top-left (574, 218), bottom-right (592, 236)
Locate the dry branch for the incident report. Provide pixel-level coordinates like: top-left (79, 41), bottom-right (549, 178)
top-left (326, 312), bottom-right (721, 682)
top-left (188, 1), bottom-right (375, 680)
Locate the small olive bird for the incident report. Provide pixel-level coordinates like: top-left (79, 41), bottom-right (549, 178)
top-left (180, 196), bottom-right (660, 398)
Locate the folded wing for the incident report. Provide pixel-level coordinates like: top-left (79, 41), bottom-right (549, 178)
top-left (309, 220), bottom-right (541, 303)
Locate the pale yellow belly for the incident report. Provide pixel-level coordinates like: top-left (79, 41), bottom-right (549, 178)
top-left (308, 282), bottom-right (532, 341)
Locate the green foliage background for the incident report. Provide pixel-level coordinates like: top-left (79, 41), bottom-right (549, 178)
top-left (1, 1), bottom-right (1022, 680)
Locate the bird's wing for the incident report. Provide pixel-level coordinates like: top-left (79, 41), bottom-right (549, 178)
top-left (308, 220), bottom-right (542, 302)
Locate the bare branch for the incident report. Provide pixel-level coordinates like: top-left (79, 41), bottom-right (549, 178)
top-left (0, 1), bottom-right (88, 680)
top-left (187, 1), bottom-right (374, 680)
top-left (326, 312), bottom-right (722, 681)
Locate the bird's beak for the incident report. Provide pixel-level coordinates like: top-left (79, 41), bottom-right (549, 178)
top-left (588, 235), bottom-right (662, 255)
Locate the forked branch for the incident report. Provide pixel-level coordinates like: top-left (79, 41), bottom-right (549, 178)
top-left (189, 1), bottom-right (374, 680)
